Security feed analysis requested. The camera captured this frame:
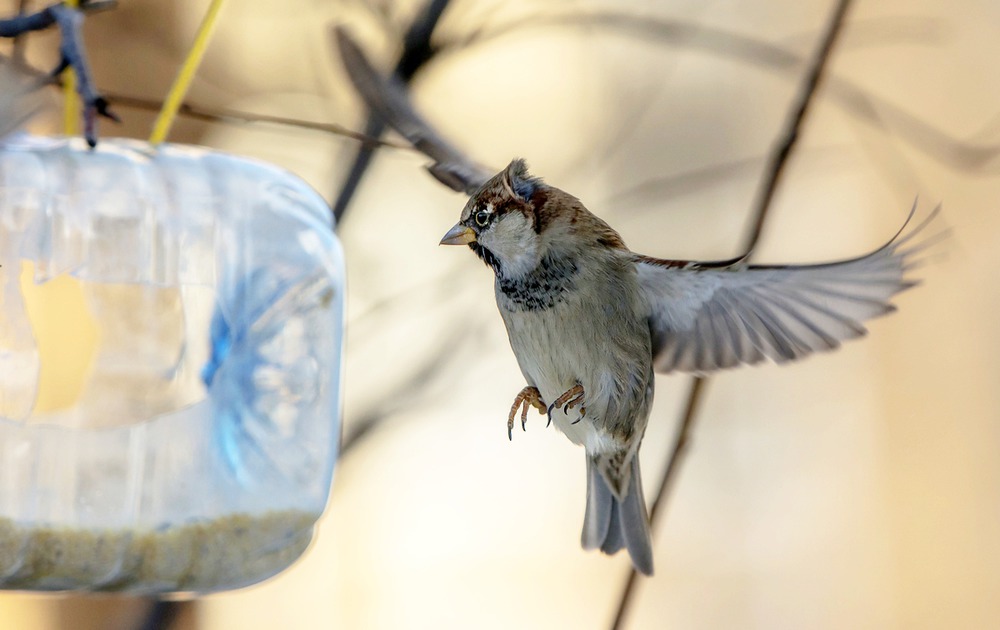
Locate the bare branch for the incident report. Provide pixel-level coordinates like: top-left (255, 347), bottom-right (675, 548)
top-left (138, 599), bottom-right (186, 630)
top-left (0, 1), bottom-right (119, 147)
top-left (329, 0), bottom-right (456, 222)
top-left (0, 62), bottom-right (49, 139)
top-left (334, 27), bottom-right (492, 194)
top-left (445, 9), bottom-right (1000, 175)
top-left (340, 321), bottom-right (478, 455)
top-left (609, 1), bottom-right (855, 627)
top-left (105, 91), bottom-right (409, 149)
top-left (609, 378), bottom-right (706, 630)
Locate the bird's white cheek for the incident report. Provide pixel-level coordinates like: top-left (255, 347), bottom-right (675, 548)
top-left (480, 214), bottom-right (539, 278)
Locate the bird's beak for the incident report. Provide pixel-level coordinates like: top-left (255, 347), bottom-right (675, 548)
top-left (440, 223), bottom-right (476, 246)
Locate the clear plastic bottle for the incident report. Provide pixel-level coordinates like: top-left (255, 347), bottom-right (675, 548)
top-left (0, 136), bottom-right (344, 593)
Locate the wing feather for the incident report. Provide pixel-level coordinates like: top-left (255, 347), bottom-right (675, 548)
top-left (640, 206), bottom-right (938, 374)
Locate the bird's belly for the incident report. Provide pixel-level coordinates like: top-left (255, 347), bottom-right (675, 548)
top-left (501, 301), bottom-right (638, 454)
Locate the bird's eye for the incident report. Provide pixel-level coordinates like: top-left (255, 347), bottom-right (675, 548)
top-left (474, 210), bottom-right (491, 227)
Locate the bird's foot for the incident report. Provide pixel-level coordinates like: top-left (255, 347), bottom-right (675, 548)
top-left (547, 384), bottom-right (586, 426)
top-left (508, 386), bottom-right (546, 441)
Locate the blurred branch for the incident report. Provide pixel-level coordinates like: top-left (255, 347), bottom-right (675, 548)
top-left (442, 9), bottom-right (1000, 174)
top-left (740, 4), bottom-right (854, 254)
top-left (334, 27), bottom-right (492, 193)
top-left (609, 1), bottom-right (855, 628)
top-left (609, 154), bottom-right (763, 211)
top-left (11, 0), bottom-right (30, 63)
top-left (327, 0), bottom-right (477, 458)
top-left (330, 0), bottom-right (454, 222)
top-left (0, 61), bottom-right (406, 150)
top-left (446, 9), bottom-right (941, 60)
top-left (442, 10), bottom-right (798, 71)
top-left (0, 62), bottom-right (48, 138)
top-left (0, 1), bottom-right (119, 147)
top-left (340, 321), bottom-right (478, 455)
top-left (337, 4), bottom-right (1000, 226)
top-left (106, 91), bottom-right (409, 149)
top-left (608, 378), bottom-right (706, 630)
top-left (326, 3), bottom-right (485, 460)
top-left (138, 599), bottom-right (185, 630)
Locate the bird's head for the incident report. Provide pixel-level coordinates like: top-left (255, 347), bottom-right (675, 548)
top-left (440, 159), bottom-right (627, 279)
top-left (439, 159), bottom-right (554, 278)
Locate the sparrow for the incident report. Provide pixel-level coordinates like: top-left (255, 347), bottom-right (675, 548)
top-left (439, 159), bottom-right (932, 576)
top-left (334, 29), bottom-right (934, 576)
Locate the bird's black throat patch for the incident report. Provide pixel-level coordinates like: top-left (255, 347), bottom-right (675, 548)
top-left (470, 242), bottom-right (502, 274)
top-left (497, 253), bottom-right (578, 311)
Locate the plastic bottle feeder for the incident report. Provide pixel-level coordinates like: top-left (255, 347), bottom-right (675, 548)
top-left (0, 136), bottom-right (345, 593)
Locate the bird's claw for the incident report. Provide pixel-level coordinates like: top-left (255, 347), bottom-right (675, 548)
top-left (550, 384), bottom-right (587, 425)
top-left (507, 386), bottom-right (545, 441)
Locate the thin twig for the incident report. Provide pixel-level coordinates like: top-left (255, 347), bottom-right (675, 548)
top-left (610, 377), bottom-right (706, 630)
top-left (739, 0), bottom-right (854, 256)
top-left (0, 63), bottom-right (46, 138)
top-left (646, 379), bottom-right (707, 525)
top-left (11, 0), bottom-right (30, 63)
top-left (106, 92), bottom-right (409, 149)
top-left (138, 600), bottom-right (185, 630)
top-left (334, 28), bottom-right (491, 193)
top-left (340, 320), bottom-right (479, 455)
top-left (331, 0), bottom-right (453, 222)
top-left (0, 59), bottom-right (405, 150)
top-left (0, 1), bottom-right (118, 146)
top-left (340, 349), bottom-right (455, 455)
top-left (608, 1), bottom-right (854, 628)
top-left (445, 10), bottom-right (1000, 174)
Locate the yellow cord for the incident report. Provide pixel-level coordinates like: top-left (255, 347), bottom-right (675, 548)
top-left (62, 0), bottom-right (79, 136)
top-left (149, 0), bottom-right (227, 145)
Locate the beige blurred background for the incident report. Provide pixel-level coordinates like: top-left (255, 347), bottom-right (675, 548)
top-left (1, 0), bottom-right (998, 628)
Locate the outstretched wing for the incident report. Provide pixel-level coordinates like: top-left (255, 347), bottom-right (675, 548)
top-left (334, 27), bottom-right (494, 195)
top-left (637, 206), bottom-right (939, 374)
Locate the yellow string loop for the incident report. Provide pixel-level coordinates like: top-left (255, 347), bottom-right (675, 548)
top-left (149, 0), bottom-right (227, 145)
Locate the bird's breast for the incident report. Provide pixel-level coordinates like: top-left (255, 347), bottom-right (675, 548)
top-left (496, 262), bottom-right (654, 454)
top-left (496, 253), bottom-right (578, 312)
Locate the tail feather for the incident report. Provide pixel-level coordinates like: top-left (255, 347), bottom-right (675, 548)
top-left (583, 455), bottom-right (614, 548)
top-left (582, 455), bottom-right (654, 575)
